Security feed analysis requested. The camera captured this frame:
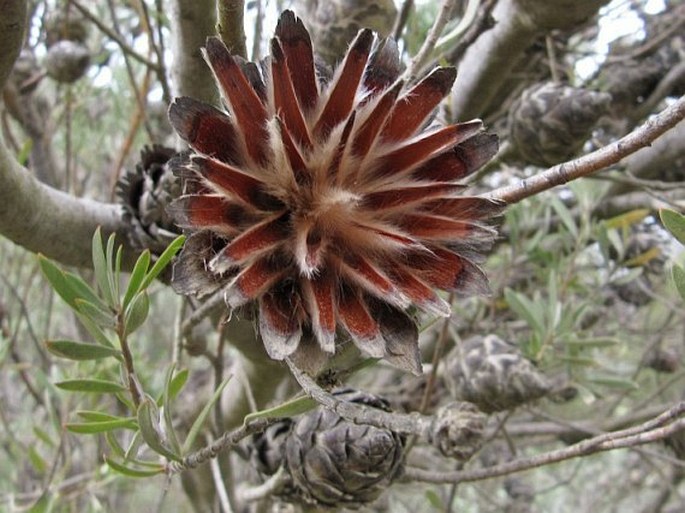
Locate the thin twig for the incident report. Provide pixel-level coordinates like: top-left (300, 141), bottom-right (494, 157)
top-left (486, 95), bottom-right (685, 204)
top-left (181, 286), bottom-right (230, 337)
top-left (285, 358), bottom-right (433, 439)
top-left (404, 402), bottom-right (685, 484)
top-left (392, 0), bottom-right (414, 41)
top-left (403, 0), bottom-right (458, 82)
top-left (165, 417), bottom-right (275, 474)
top-left (68, 0), bottom-right (161, 71)
top-left (207, 434), bottom-right (235, 513)
top-left (238, 467), bottom-right (290, 503)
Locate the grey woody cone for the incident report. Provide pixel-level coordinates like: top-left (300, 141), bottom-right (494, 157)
top-left (430, 402), bottom-right (486, 461)
top-left (444, 335), bottom-right (551, 413)
top-left (116, 145), bottom-right (182, 253)
top-left (509, 82), bottom-right (611, 167)
top-left (284, 389), bottom-right (404, 509)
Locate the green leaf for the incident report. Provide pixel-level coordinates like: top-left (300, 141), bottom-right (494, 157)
top-left (39, 256), bottom-right (78, 309)
top-left (183, 375), bottom-right (231, 454)
top-left (672, 265), bottom-right (685, 302)
top-left (550, 196), bottom-right (578, 238)
top-left (28, 446), bottom-right (47, 474)
top-left (605, 209), bottom-right (650, 230)
top-left (66, 419), bottom-right (138, 433)
top-left (74, 312), bottom-right (116, 348)
top-left (76, 410), bottom-right (135, 423)
top-left (33, 427), bottom-right (55, 448)
top-left (660, 209), bottom-right (685, 246)
top-left (167, 368), bottom-right (189, 401)
top-left (92, 228), bottom-right (116, 307)
top-left (243, 396), bottom-right (317, 424)
top-left (62, 270), bottom-right (107, 311)
top-left (105, 431), bottom-right (127, 459)
top-left (74, 298), bottom-right (116, 329)
top-left (46, 340), bottom-right (121, 361)
top-left (587, 377), bottom-right (639, 391)
top-left (123, 250), bottom-right (151, 308)
top-left (565, 337), bottom-right (619, 349)
top-left (137, 398), bottom-right (182, 462)
top-left (558, 356), bottom-right (597, 367)
top-left (140, 235), bottom-right (185, 290)
top-left (161, 367), bottom-right (182, 455)
top-left (504, 288), bottom-right (545, 336)
top-left (124, 291), bottom-right (150, 335)
top-left (56, 379), bottom-right (127, 393)
top-left (425, 489), bottom-right (444, 510)
top-left (105, 456), bottom-right (164, 478)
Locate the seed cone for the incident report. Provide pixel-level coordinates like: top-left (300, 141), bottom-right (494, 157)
top-left (284, 389), bottom-right (404, 509)
top-left (444, 334), bottom-right (551, 412)
top-left (167, 10), bottom-right (502, 372)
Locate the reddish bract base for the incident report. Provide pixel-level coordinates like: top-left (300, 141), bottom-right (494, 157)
top-left (167, 10), bottom-right (502, 374)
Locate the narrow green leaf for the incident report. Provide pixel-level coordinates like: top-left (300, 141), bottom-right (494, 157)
top-left (125, 431), bottom-right (144, 461)
top-left (425, 489), bottom-right (444, 510)
top-left (124, 292), bottom-right (150, 336)
top-left (39, 256), bottom-right (78, 309)
top-left (105, 233), bottom-right (118, 303)
top-left (565, 338), bottom-right (619, 349)
top-left (605, 209), bottom-right (650, 230)
top-left (105, 457), bottom-right (164, 478)
top-left (587, 377), bottom-right (639, 391)
top-left (28, 446), bottom-right (47, 474)
top-left (66, 419), bottom-right (138, 433)
top-left (167, 368), bottom-right (189, 401)
top-left (550, 196), bottom-right (578, 238)
top-left (105, 431), bottom-right (127, 459)
top-left (74, 312), bottom-right (116, 348)
top-left (558, 356), bottom-right (597, 367)
top-left (62, 271), bottom-right (107, 311)
top-left (243, 396), bottom-right (316, 424)
top-left (115, 245), bottom-right (123, 302)
top-left (46, 340), bottom-right (121, 361)
top-left (140, 235), bottom-right (186, 290)
top-left (161, 367), bottom-right (182, 455)
top-left (92, 228), bottom-right (115, 307)
top-left (74, 298), bottom-right (116, 329)
top-left (660, 209), bottom-right (685, 246)
top-left (77, 410), bottom-right (135, 423)
top-left (123, 250), bottom-right (151, 308)
top-left (137, 398), bottom-right (182, 462)
top-left (672, 265), bottom-right (685, 302)
top-left (504, 288), bottom-right (545, 336)
top-left (56, 379), bottom-right (127, 393)
top-left (33, 427), bottom-right (55, 448)
top-left (183, 375), bottom-right (231, 454)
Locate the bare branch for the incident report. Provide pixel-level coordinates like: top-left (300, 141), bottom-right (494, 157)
top-left (216, 0), bottom-right (247, 59)
top-left (0, 0), bottom-right (27, 90)
top-left (404, 402), bottom-right (685, 484)
top-left (451, 0), bottom-right (606, 119)
top-left (403, 0), bottom-right (458, 82)
top-left (486, 95), bottom-right (685, 204)
top-left (0, 133), bottom-right (133, 268)
top-left (168, 0), bottom-right (218, 103)
top-left (166, 417), bottom-right (275, 474)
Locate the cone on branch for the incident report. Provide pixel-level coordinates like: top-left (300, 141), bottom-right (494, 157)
top-left (508, 82), bottom-right (611, 167)
top-left (283, 389), bottom-right (404, 509)
top-left (444, 334), bottom-right (551, 413)
top-left (116, 145), bottom-right (182, 253)
top-left (167, 10), bottom-right (502, 373)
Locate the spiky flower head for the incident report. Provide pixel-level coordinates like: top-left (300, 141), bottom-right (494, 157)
top-left (168, 11), bottom-right (502, 373)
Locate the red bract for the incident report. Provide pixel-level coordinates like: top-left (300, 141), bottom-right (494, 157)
top-left (168, 10), bottom-right (502, 374)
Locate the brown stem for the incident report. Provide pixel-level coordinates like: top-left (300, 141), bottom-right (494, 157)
top-left (405, 402), bottom-right (685, 484)
top-left (486, 95), bottom-right (685, 205)
top-left (117, 315), bottom-right (142, 408)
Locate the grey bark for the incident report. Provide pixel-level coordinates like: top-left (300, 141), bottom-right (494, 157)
top-left (451, 0), bottom-right (608, 120)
